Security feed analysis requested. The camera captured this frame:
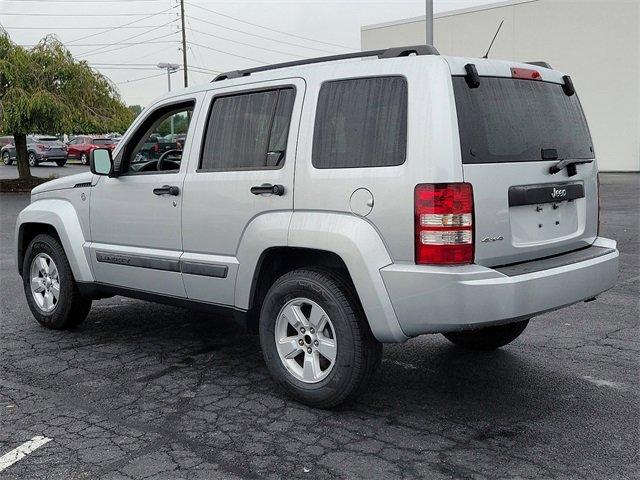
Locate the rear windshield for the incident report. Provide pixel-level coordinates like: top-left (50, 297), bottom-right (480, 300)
top-left (452, 77), bottom-right (594, 164)
top-left (91, 138), bottom-right (111, 145)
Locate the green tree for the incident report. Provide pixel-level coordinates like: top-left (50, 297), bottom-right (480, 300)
top-left (0, 31), bottom-right (134, 179)
top-left (128, 104), bottom-right (143, 117)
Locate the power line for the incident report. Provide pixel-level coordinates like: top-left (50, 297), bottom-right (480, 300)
top-left (116, 71), bottom-right (169, 85)
top-left (7, 0), bottom-right (163, 2)
top-left (75, 21), bottom-right (178, 57)
top-left (187, 14), bottom-right (337, 56)
top-left (23, 40), bottom-right (177, 48)
top-left (4, 25), bottom-right (175, 30)
top-left (187, 41), bottom-right (267, 65)
top-left (76, 32), bottom-right (179, 58)
top-left (189, 64), bottom-right (219, 74)
top-left (66, 6), bottom-right (176, 45)
top-left (187, 26), bottom-right (305, 59)
top-left (90, 63), bottom-right (166, 67)
top-left (186, 2), bottom-right (357, 52)
top-left (91, 66), bottom-right (169, 71)
top-left (1, 12), bottom-right (173, 16)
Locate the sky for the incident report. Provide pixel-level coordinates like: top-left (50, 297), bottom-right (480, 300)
top-left (1, 0), bottom-right (506, 106)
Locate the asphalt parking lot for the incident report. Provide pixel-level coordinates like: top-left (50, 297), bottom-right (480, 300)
top-left (0, 162), bottom-right (87, 180)
top-left (0, 173), bottom-right (637, 479)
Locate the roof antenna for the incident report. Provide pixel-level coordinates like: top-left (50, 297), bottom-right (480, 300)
top-left (482, 20), bottom-right (504, 59)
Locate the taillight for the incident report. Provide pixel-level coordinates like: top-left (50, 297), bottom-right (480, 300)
top-left (415, 183), bottom-right (474, 265)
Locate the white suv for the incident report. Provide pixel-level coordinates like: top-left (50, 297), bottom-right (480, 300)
top-left (16, 46), bottom-right (619, 407)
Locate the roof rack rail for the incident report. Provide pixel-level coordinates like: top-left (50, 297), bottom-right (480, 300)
top-left (212, 44), bottom-right (439, 82)
top-left (526, 61), bottom-right (553, 69)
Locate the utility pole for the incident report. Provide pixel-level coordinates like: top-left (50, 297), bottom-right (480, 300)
top-left (157, 63), bottom-right (180, 134)
top-left (425, 0), bottom-right (434, 45)
top-left (180, 0), bottom-right (188, 87)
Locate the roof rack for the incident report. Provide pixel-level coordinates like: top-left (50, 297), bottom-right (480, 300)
top-left (212, 45), bottom-right (439, 82)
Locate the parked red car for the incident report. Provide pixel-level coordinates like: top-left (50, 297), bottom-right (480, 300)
top-left (67, 136), bottom-right (116, 165)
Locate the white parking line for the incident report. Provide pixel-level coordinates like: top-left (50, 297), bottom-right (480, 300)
top-left (582, 375), bottom-right (628, 391)
top-left (0, 436), bottom-right (52, 472)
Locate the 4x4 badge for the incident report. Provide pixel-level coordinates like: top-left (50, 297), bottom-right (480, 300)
top-left (481, 236), bottom-right (504, 243)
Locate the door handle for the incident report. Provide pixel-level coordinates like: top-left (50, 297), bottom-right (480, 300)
top-left (250, 184), bottom-right (285, 196)
top-left (153, 185), bottom-right (180, 196)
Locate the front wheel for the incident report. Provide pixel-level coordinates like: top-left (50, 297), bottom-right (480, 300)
top-left (80, 152), bottom-right (88, 165)
top-left (259, 268), bottom-right (382, 408)
top-left (28, 152), bottom-right (37, 167)
top-left (56, 159), bottom-right (67, 167)
top-left (442, 319), bottom-right (529, 351)
top-left (22, 234), bottom-right (92, 329)
top-left (2, 151), bottom-right (12, 165)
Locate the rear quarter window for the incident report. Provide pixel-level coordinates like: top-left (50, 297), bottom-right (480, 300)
top-left (312, 76), bottom-right (407, 169)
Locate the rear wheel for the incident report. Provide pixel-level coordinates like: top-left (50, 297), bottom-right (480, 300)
top-left (442, 319), bottom-right (529, 351)
top-left (80, 152), bottom-right (88, 165)
top-left (2, 151), bottom-right (12, 165)
top-left (259, 268), bottom-right (382, 408)
top-left (22, 234), bottom-right (92, 329)
top-left (28, 152), bottom-right (37, 167)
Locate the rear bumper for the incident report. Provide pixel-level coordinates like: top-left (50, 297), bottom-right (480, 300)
top-left (36, 153), bottom-right (68, 161)
top-left (380, 237), bottom-right (619, 336)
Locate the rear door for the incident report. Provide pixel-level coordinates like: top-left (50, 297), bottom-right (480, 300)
top-left (180, 78), bottom-right (303, 306)
top-left (448, 60), bottom-right (598, 267)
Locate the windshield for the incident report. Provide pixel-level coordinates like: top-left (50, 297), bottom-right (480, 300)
top-left (91, 138), bottom-right (112, 145)
top-left (452, 77), bottom-right (594, 164)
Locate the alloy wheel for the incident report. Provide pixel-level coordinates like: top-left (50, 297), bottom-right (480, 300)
top-left (28, 153), bottom-right (37, 167)
top-left (29, 253), bottom-right (60, 313)
top-left (275, 297), bottom-right (337, 383)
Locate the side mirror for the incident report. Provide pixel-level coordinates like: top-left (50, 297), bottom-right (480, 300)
top-left (90, 148), bottom-right (113, 176)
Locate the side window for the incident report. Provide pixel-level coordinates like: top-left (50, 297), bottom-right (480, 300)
top-left (200, 87), bottom-right (295, 171)
top-left (120, 103), bottom-right (194, 174)
top-left (312, 76), bottom-right (407, 169)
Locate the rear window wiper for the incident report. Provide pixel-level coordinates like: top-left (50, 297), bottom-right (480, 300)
top-left (549, 158), bottom-right (594, 177)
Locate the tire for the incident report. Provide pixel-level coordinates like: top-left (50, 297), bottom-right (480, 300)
top-left (442, 319), bottom-right (529, 351)
top-left (2, 151), bottom-right (12, 165)
top-left (28, 152), bottom-right (37, 167)
top-left (80, 152), bottom-right (88, 165)
top-left (22, 234), bottom-right (92, 330)
top-left (56, 159), bottom-right (67, 167)
top-left (259, 268), bottom-right (382, 408)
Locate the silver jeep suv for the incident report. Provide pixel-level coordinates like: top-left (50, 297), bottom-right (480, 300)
top-left (16, 46), bottom-right (619, 407)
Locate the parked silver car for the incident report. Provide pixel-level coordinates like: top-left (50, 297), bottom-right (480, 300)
top-left (15, 46), bottom-right (618, 407)
top-left (2, 135), bottom-right (68, 166)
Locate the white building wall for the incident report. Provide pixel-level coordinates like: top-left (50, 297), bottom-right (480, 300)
top-left (362, 0), bottom-right (640, 172)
